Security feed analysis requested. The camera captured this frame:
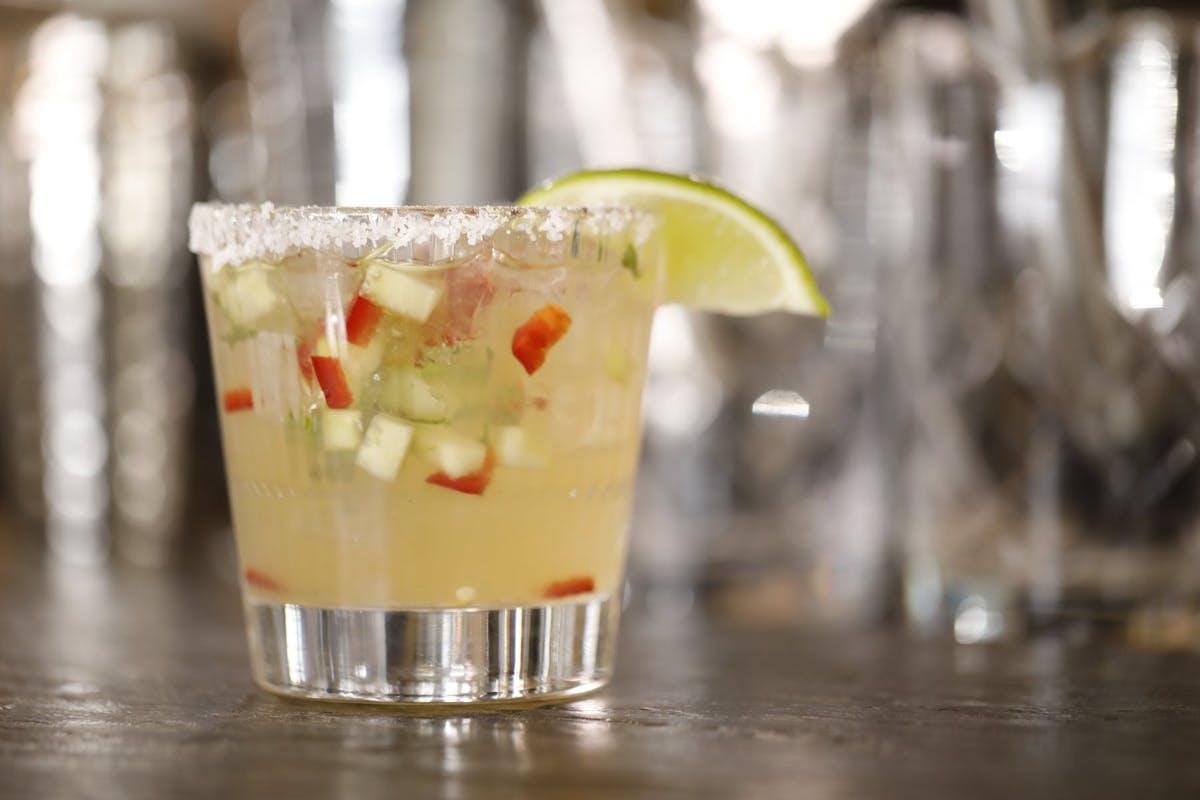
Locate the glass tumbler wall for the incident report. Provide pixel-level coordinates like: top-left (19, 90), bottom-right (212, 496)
top-left (886, 11), bottom-right (1200, 645)
top-left (189, 203), bottom-right (659, 703)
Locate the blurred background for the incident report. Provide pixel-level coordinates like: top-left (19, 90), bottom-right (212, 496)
top-left (3, 0), bottom-right (1200, 648)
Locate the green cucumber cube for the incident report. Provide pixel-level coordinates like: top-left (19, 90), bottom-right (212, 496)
top-left (321, 409), bottom-right (363, 451)
top-left (218, 267), bottom-right (279, 327)
top-left (356, 413), bottom-right (414, 481)
top-left (361, 262), bottom-right (443, 323)
top-left (488, 425), bottom-right (548, 468)
top-left (381, 369), bottom-right (447, 422)
top-left (416, 425), bottom-right (487, 478)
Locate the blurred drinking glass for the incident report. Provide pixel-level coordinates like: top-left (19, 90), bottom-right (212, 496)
top-left (888, 6), bottom-right (1200, 647)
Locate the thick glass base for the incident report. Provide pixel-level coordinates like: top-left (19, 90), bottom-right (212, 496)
top-left (245, 595), bottom-right (618, 705)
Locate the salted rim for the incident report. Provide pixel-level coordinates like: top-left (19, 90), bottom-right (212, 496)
top-left (189, 202), bottom-right (655, 269)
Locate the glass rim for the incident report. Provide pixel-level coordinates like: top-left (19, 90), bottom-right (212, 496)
top-left (189, 201), bottom-right (655, 268)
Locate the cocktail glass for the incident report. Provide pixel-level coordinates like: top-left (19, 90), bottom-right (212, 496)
top-left (189, 203), bottom-right (658, 704)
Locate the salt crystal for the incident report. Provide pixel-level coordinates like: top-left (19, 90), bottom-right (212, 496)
top-left (189, 203), bottom-right (652, 270)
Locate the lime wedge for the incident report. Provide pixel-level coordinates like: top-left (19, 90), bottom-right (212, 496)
top-left (518, 168), bottom-right (828, 317)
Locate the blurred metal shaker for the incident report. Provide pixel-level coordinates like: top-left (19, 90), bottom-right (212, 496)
top-left (618, 0), bottom-right (891, 626)
top-left (1, 13), bottom-right (195, 565)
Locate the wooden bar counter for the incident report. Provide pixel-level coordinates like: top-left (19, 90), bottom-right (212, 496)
top-left (1, 535), bottom-right (1198, 799)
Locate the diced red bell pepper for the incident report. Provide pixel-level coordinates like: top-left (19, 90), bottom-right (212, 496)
top-left (446, 265), bottom-right (495, 342)
top-left (296, 337), bottom-right (316, 385)
top-left (512, 304), bottom-right (572, 375)
top-left (244, 567), bottom-right (283, 592)
top-left (222, 386), bottom-right (254, 412)
top-left (296, 319), bottom-right (329, 386)
top-left (543, 575), bottom-right (595, 599)
top-left (426, 450), bottom-right (496, 496)
top-left (345, 294), bottom-right (383, 346)
top-left (422, 264), bottom-right (496, 346)
top-left (310, 355), bottom-right (354, 408)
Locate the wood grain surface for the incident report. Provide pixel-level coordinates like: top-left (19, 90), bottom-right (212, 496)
top-left (1, 535), bottom-right (1198, 799)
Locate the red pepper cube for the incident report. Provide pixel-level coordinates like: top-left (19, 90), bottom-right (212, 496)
top-left (296, 319), bottom-right (329, 386)
top-left (345, 294), bottom-right (384, 346)
top-left (444, 265), bottom-right (495, 343)
top-left (420, 264), bottom-right (496, 347)
top-left (244, 567), bottom-right (283, 592)
top-left (296, 337), bottom-right (316, 385)
top-left (512, 304), bottom-right (572, 375)
top-left (222, 386), bottom-right (254, 412)
top-left (426, 450), bottom-right (497, 496)
top-left (543, 575), bottom-right (595, 599)
top-left (310, 355), bottom-right (354, 408)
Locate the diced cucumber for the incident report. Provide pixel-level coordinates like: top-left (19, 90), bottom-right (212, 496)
top-left (361, 262), bottom-right (443, 323)
top-left (381, 368), bottom-right (447, 422)
top-left (216, 267), bottom-right (280, 327)
top-left (356, 413), bottom-right (414, 481)
top-left (487, 425), bottom-right (548, 468)
top-left (415, 425), bottom-right (487, 478)
top-left (321, 409), bottom-right (362, 450)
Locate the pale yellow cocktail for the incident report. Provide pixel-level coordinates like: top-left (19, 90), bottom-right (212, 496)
top-left (191, 204), bottom-right (657, 703)
top-left (195, 205), bottom-right (656, 608)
